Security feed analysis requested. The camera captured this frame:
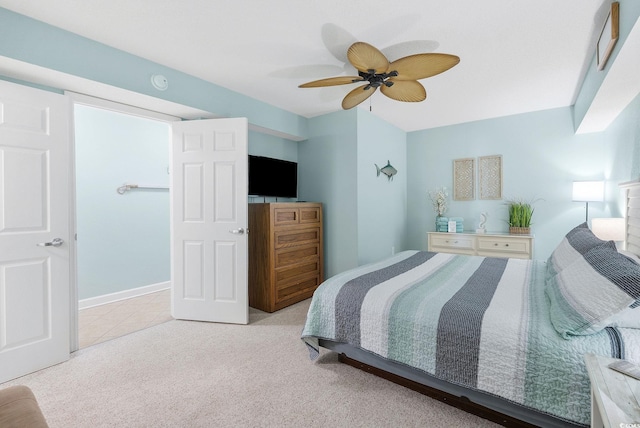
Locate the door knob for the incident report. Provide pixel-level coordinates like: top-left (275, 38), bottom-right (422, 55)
top-left (229, 228), bottom-right (246, 235)
top-left (37, 238), bottom-right (64, 247)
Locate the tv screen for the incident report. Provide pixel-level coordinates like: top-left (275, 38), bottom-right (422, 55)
top-left (248, 155), bottom-right (298, 198)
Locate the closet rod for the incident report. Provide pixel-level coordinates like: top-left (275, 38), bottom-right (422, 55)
top-left (116, 184), bottom-right (169, 195)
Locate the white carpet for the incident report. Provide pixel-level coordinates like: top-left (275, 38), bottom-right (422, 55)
top-left (2, 300), bottom-right (499, 427)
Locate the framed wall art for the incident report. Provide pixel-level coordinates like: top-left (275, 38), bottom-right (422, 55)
top-left (478, 155), bottom-right (503, 200)
top-left (453, 158), bottom-right (475, 201)
top-left (596, 1), bottom-right (619, 71)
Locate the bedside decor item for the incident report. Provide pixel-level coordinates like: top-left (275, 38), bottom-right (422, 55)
top-left (476, 212), bottom-right (488, 233)
top-left (375, 160), bottom-right (397, 181)
top-left (572, 181), bottom-right (604, 221)
top-left (429, 186), bottom-right (449, 230)
top-left (429, 186), bottom-right (449, 216)
top-left (453, 158), bottom-right (475, 200)
top-left (596, 2), bottom-right (619, 71)
top-left (506, 198), bottom-right (536, 234)
top-left (478, 155), bottom-right (503, 200)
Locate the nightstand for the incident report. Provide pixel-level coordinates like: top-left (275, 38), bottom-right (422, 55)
top-left (584, 353), bottom-right (640, 428)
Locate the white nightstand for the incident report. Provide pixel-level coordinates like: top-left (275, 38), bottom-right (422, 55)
top-left (584, 353), bottom-right (640, 428)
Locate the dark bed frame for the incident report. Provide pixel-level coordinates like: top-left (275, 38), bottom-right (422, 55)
top-left (320, 332), bottom-right (584, 427)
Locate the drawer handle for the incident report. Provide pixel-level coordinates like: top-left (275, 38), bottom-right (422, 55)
top-left (446, 240), bottom-right (459, 244)
top-left (505, 243), bottom-right (509, 247)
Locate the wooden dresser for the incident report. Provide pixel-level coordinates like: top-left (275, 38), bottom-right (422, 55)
top-left (248, 202), bottom-right (323, 312)
top-left (427, 231), bottom-right (534, 259)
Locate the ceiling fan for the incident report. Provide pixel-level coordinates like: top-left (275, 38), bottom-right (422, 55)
top-left (298, 42), bottom-right (460, 110)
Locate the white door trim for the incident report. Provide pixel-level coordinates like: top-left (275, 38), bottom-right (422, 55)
top-left (66, 92), bottom-right (182, 352)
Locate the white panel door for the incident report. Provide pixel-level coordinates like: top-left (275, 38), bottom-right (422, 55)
top-left (0, 80), bottom-right (70, 383)
top-left (171, 118), bottom-right (248, 324)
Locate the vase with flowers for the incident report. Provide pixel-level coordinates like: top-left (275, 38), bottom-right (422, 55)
top-left (429, 186), bottom-right (449, 230)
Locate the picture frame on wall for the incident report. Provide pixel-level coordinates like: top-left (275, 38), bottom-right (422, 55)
top-left (453, 158), bottom-right (475, 201)
top-left (478, 155), bottom-right (503, 200)
top-left (596, 1), bottom-right (619, 71)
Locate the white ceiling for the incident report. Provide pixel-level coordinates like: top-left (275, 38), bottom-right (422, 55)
top-left (0, 0), bottom-right (612, 132)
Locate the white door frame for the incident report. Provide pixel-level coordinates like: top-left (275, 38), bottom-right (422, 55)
top-left (67, 92), bottom-right (186, 351)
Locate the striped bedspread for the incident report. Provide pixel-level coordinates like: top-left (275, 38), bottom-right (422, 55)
top-left (301, 251), bottom-right (640, 426)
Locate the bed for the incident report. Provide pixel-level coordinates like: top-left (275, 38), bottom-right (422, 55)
top-left (301, 182), bottom-right (640, 427)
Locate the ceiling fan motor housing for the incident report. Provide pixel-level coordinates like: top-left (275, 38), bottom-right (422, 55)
top-left (358, 69), bottom-right (398, 90)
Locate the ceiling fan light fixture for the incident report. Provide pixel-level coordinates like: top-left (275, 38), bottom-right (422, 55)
top-left (299, 41), bottom-right (459, 109)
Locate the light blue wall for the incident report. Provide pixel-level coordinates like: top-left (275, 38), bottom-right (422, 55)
top-left (356, 110), bottom-right (407, 265)
top-left (407, 95), bottom-right (640, 260)
top-left (298, 109), bottom-right (408, 277)
top-left (248, 130), bottom-right (298, 162)
top-left (75, 105), bottom-right (170, 300)
top-left (247, 130), bottom-right (299, 203)
top-left (0, 7), bottom-right (308, 140)
top-left (298, 110), bottom-right (359, 277)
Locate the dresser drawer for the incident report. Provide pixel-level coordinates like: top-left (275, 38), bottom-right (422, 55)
top-left (299, 206), bottom-right (321, 224)
top-left (429, 234), bottom-right (474, 251)
top-left (275, 260), bottom-right (320, 284)
top-left (274, 227), bottom-right (320, 249)
top-left (273, 207), bottom-right (300, 226)
top-left (273, 206), bottom-right (322, 226)
top-left (274, 243), bottom-right (320, 268)
top-left (477, 236), bottom-right (531, 257)
top-left (276, 275), bottom-right (320, 302)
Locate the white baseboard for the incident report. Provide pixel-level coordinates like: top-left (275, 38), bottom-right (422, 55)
top-left (78, 281), bottom-right (171, 310)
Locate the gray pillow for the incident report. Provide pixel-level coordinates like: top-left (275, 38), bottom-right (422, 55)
top-left (546, 222), bottom-right (608, 281)
top-left (546, 242), bottom-right (640, 338)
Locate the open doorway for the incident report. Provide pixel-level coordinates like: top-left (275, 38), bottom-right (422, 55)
top-left (73, 98), bottom-right (175, 348)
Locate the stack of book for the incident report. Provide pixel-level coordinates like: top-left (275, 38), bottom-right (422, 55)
top-left (436, 217), bottom-right (464, 232)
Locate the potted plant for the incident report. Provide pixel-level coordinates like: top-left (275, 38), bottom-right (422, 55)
top-left (506, 198), bottom-right (536, 234)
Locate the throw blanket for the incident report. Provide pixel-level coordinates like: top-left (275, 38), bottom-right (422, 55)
top-left (302, 251), bottom-right (640, 426)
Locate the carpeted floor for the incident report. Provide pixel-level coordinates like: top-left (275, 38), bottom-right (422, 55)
top-left (1, 299), bottom-right (499, 427)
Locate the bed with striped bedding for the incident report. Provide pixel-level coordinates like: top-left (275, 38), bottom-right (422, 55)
top-left (301, 250), bottom-right (640, 427)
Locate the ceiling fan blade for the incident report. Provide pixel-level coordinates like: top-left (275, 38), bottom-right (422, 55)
top-left (381, 40), bottom-right (440, 62)
top-left (347, 42), bottom-right (390, 74)
top-left (389, 53), bottom-right (460, 80)
top-left (298, 76), bottom-right (363, 88)
top-left (380, 80), bottom-right (426, 102)
top-left (341, 84), bottom-right (377, 110)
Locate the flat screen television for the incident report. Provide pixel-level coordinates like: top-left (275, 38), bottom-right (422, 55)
top-left (248, 155), bottom-right (298, 198)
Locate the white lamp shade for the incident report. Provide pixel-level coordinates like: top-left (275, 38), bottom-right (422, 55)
top-left (572, 181), bottom-right (604, 202)
top-left (591, 218), bottom-right (625, 241)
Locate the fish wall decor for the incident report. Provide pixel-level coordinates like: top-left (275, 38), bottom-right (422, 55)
top-left (375, 161), bottom-right (397, 181)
